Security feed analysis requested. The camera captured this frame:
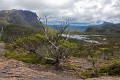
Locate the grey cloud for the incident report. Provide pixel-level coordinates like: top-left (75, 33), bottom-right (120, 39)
top-left (0, 0), bottom-right (120, 24)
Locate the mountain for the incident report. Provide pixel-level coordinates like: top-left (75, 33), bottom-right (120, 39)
top-left (48, 21), bottom-right (115, 31)
top-left (48, 24), bottom-right (100, 31)
top-left (0, 9), bottom-right (42, 28)
top-left (102, 22), bottom-right (113, 25)
top-left (85, 23), bottom-right (120, 34)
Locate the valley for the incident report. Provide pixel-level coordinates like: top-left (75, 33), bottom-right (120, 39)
top-left (0, 9), bottom-right (119, 80)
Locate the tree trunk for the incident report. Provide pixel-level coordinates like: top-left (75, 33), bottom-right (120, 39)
top-left (54, 49), bottom-right (61, 70)
top-left (92, 61), bottom-right (98, 75)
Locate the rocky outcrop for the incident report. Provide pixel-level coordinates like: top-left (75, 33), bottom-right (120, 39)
top-left (0, 9), bottom-right (42, 28)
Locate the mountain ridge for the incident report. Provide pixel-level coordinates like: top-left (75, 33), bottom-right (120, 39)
top-left (85, 23), bottom-right (120, 34)
top-left (49, 21), bottom-right (117, 31)
top-left (0, 9), bottom-right (42, 28)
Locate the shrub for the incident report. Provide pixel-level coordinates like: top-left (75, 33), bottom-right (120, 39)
top-left (98, 61), bottom-right (120, 76)
top-left (98, 65), bottom-right (109, 75)
top-left (0, 41), bottom-right (4, 43)
top-left (80, 71), bottom-right (97, 78)
top-left (5, 44), bottom-right (15, 52)
top-left (5, 52), bottom-right (40, 64)
top-left (108, 62), bottom-right (120, 76)
top-left (42, 58), bottom-right (55, 67)
top-left (69, 64), bottom-right (78, 71)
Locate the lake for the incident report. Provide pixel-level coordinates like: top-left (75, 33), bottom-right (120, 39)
top-left (62, 34), bottom-right (100, 44)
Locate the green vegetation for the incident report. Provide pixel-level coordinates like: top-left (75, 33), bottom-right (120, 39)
top-left (4, 28), bottom-right (120, 78)
top-left (5, 52), bottom-right (40, 64)
top-left (5, 31), bottom-right (120, 76)
top-left (15, 34), bottom-right (46, 53)
top-left (1, 10), bottom-right (120, 79)
top-left (108, 61), bottom-right (120, 76)
top-left (98, 61), bottom-right (120, 76)
top-left (85, 23), bottom-right (120, 34)
top-left (80, 71), bottom-right (97, 78)
top-left (98, 65), bottom-right (109, 75)
top-left (0, 24), bottom-right (42, 43)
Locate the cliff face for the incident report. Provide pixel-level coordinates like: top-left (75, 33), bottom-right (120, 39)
top-left (0, 9), bottom-right (42, 28)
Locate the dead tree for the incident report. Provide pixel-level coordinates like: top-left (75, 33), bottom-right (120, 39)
top-left (38, 15), bottom-right (71, 69)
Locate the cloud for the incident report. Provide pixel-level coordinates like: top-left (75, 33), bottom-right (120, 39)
top-left (0, 0), bottom-right (120, 24)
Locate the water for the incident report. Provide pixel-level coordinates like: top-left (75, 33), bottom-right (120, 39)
top-left (62, 34), bottom-right (100, 44)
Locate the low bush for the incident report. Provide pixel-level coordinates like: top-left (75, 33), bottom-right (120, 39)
top-left (5, 44), bottom-right (15, 52)
top-left (65, 63), bottom-right (82, 71)
top-left (108, 62), bottom-right (120, 76)
top-left (0, 41), bottom-right (4, 43)
top-left (98, 61), bottom-right (120, 76)
top-left (69, 64), bottom-right (78, 71)
top-left (41, 58), bottom-right (55, 67)
top-left (80, 71), bottom-right (97, 78)
top-left (5, 52), bottom-right (40, 64)
top-left (98, 65), bottom-right (109, 75)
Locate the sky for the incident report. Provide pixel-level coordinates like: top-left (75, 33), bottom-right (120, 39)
top-left (0, 0), bottom-right (120, 26)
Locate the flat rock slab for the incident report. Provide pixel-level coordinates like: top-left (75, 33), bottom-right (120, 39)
top-left (0, 72), bottom-right (8, 78)
top-left (33, 77), bottom-right (48, 80)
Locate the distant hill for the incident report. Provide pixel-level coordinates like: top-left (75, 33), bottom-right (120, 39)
top-left (48, 21), bottom-right (115, 31)
top-left (85, 23), bottom-right (120, 34)
top-left (0, 24), bottom-right (42, 43)
top-left (0, 9), bottom-right (42, 28)
top-left (48, 24), bottom-right (95, 32)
